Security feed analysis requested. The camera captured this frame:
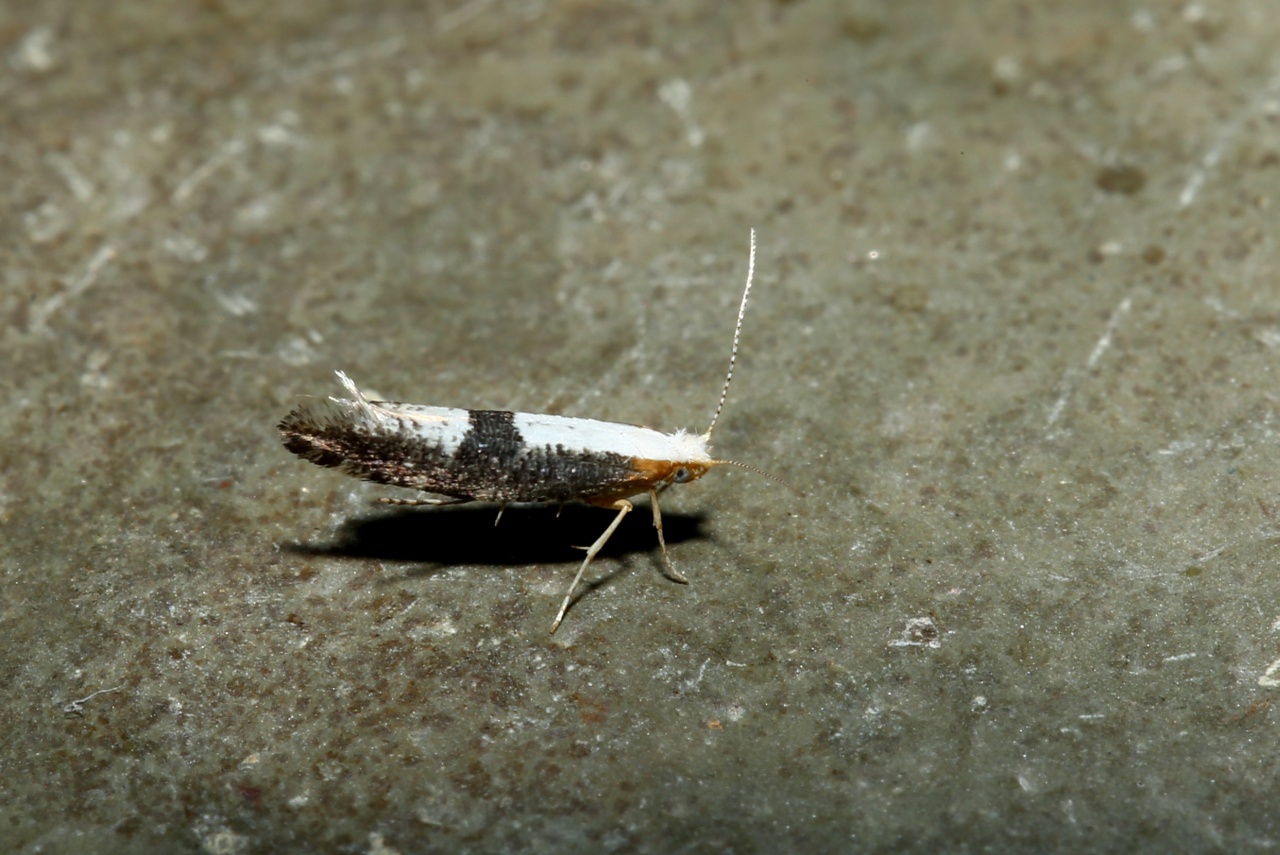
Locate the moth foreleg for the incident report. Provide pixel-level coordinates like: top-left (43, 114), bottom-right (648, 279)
top-left (550, 499), bottom-right (632, 634)
top-left (376, 496), bottom-right (471, 507)
top-left (650, 487), bottom-right (687, 584)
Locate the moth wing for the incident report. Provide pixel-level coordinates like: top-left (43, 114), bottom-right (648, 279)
top-left (512, 413), bottom-right (709, 463)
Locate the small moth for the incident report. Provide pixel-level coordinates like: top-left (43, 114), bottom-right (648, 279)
top-left (279, 229), bottom-right (772, 632)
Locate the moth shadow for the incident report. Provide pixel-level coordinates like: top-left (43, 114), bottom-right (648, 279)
top-left (285, 503), bottom-right (708, 571)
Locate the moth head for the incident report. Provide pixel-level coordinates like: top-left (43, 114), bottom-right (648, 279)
top-left (661, 458), bottom-right (797, 496)
top-left (668, 462), bottom-right (715, 485)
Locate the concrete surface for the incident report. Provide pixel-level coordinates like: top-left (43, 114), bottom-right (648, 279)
top-left (3, 1), bottom-right (1280, 852)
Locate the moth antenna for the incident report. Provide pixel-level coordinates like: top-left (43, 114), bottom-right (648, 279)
top-left (713, 459), bottom-right (804, 498)
top-left (704, 228), bottom-right (757, 440)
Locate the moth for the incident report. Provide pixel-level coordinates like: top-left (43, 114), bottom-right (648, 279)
top-left (279, 230), bottom-right (774, 632)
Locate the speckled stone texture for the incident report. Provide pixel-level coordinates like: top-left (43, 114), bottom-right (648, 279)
top-left (3, 1), bottom-right (1280, 852)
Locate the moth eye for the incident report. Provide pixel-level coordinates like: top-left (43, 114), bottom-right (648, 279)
top-left (673, 467), bottom-right (691, 483)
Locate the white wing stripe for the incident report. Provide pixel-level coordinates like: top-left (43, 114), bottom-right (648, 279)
top-left (513, 413), bottom-right (711, 462)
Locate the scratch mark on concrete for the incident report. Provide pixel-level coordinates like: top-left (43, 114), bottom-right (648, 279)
top-left (172, 138), bottom-right (246, 204)
top-left (29, 244), bottom-right (117, 332)
top-left (1046, 297), bottom-right (1131, 430)
top-left (1179, 60), bottom-right (1280, 208)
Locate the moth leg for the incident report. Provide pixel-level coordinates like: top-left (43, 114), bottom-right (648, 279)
top-left (650, 487), bottom-right (687, 583)
top-left (494, 502), bottom-right (507, 527)
top-left (376, 496), bottom-right (470, 507)
top-left (550, 499), bottom-right (632, 634)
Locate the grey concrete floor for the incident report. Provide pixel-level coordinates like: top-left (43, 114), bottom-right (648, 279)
top-left (3, 1), bottom-right (1280, 852)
